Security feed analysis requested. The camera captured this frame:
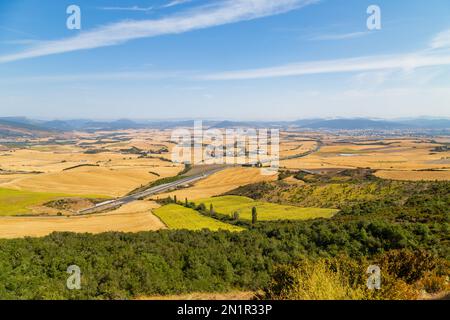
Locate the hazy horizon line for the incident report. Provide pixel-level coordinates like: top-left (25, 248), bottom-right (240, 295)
top-left (2, 115), bottom-right (450, 122)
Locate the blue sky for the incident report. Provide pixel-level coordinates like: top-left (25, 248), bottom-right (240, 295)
top-left (0, 0), bottom-right (449, 120)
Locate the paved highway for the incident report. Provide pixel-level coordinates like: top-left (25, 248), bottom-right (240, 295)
top-left (77, 167), bottom-right (224, 214)
top-left (78, 141), bottom-right (322, 215)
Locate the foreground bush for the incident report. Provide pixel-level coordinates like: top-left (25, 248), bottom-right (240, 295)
top-left (261, 257), bottom-right (365, 300)
top-left (262, 250), bottom-right (449, 300)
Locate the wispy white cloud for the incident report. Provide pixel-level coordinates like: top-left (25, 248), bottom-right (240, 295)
top-left (351, 70), bottom-right (393, 87)
top-left (0, 25), bottom-right (37, 37)
top-left (1, 71), bottom-right (188, 84)
top-left (98, 1), bottom-right (191, 12)
top-left (99, 6), bottom-right (154, 12)
top-left (308, 31), bottom-right (370, 41)
top-left (350, 67), bottom-right (445, 89)
top-left (0, 39), bottom-right (42, 46)
top-left (204, 28), bottom-right (450, 80)
top-left (430, 29), bottom-right (450, 49)
top-left (162, 0), bottom-right (193, 8)
top-left (0, 26), bottom-right (41, 46)
top-left (0, 0), bottom-right (316, 64)
top-left (203, 53), bottom-right (450, 80)
top-left (8, 30), bottom-right (450, 86)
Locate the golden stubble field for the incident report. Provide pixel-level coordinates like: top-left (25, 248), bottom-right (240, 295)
top-left (280, 136), bottom-right (450, 181)
top-left (157, 167), bottom-right (278, 201)
top-left (0, 201), bottom-right (165, 239)
top-left (0, 130), bottom-right (177, 238)
top-left (0, 130), bottom-right (181, 197)
top-left (0, 129), bottom-right (449, 239)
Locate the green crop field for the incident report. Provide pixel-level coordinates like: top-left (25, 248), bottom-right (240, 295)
top-left (0, 188), bottom-right (106, 216)
top-left (153, 204), bottom-right (245, 232)
top-left (195, 196), bottom-right (338, 221)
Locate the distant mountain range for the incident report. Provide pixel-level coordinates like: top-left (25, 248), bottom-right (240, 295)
top-left (0, 118), bottom-right (55, 137)
top-left (0, 117), bottom-right (449, 137)
top-left (299, 119), bottom-right (409, 130)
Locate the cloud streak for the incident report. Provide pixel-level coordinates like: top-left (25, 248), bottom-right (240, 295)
top-left (431, 29), bottom-right (450, 50)
top-left (204, 29), bottom-right (450, 80)
top-left (1, 39), bottom-right (43, 46)
top-left (308, 31), bottom-right (370, 41)
top-left (99, 6), bottom-right (154, 12)
top-left (204, 53), bottom-right (450, 80)
top-left (163, 0), bottom-right (193, 8)
top-left (0, 0), bottom-right (316, 64)
top-left (1, 71), bottom-right (187, 85)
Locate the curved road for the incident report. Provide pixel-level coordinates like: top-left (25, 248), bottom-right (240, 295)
top-left (78, 140), bottom-right (322, 215)
top-left (78, 167), bottom-right (224, 215)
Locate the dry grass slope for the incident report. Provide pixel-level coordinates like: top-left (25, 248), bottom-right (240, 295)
top-left (158, 167), bottom-right (278, 200)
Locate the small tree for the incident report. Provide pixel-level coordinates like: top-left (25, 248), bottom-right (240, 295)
top-left (185, 198), bottom-right (188, 206)
top-left (252, 207), bottom-right (258, 224)
top-left (210, 204), bottom-right (214, 215)
top-left (233, 211), bottom-right (240, 221)
top-left (174, 195), bottom-right (177, 204)
top-left (198, 203), bottom-right (206, 212)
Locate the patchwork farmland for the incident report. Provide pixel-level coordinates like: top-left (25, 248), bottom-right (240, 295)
top-left (0, 125), bottom-right (448, 300)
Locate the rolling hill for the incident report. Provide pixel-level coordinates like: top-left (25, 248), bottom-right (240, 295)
top-left (1, 117), bottom-right (448, 134)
